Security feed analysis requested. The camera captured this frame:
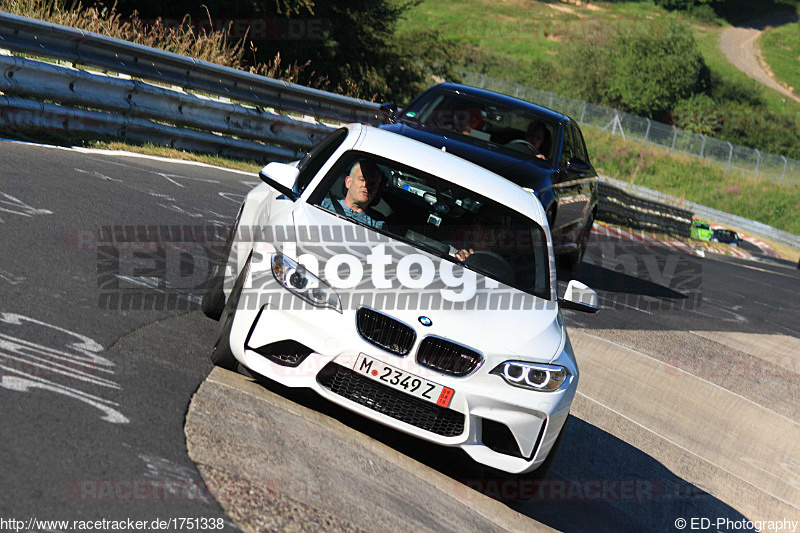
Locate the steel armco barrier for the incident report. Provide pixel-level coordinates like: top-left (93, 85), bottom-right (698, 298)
top-left (0, 12), bottom-right (380, 160)
top-left (0, 12), bottom-right (385, 125)
top-left (597, 182), bottom-right (693, 237)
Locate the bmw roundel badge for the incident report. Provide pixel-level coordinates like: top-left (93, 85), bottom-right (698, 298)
top-left (418, 316), bottom-right (433, 327)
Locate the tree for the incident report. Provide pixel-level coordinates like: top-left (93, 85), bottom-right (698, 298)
top-left (606, 16), bottom-right (708, 117)
top-left (558, 15), bottom-right (708, 119)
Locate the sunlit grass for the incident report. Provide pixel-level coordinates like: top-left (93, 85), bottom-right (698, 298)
top-left (760, 21), bottom-right (800, 100)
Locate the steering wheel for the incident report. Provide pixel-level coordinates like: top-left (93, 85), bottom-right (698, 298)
top-left (505, 139), bottom-right (540, 155)
top-left (463, 250), bottom-right (516, 285)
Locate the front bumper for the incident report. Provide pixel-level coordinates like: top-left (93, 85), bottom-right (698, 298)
top-left (227, 279), bottom-right (577, 475)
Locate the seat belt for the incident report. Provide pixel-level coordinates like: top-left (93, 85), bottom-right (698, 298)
top-left (330, 196), bottom-right (346, 217)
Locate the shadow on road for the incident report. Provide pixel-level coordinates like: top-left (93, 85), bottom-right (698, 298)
top-left (247, 376), bottom-right (752, 532)
top-left (558, 240), bottom-right (700, 312)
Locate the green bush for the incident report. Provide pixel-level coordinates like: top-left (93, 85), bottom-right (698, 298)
top-left (558, 15), bottom-right (708, 119)
top-left (607, 17), bottom-right (708, 117)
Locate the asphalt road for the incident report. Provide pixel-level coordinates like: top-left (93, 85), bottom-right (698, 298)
top-left (0, 141), bottom-right (250, 530)
top-left (1, 139), bottom-right (798, 531)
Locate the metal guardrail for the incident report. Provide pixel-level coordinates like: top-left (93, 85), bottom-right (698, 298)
top-left (0, 53), bottom-right (331, 158)
top-left (0, 12), bottom-right (385, 125)
top-left (597, 182), bottom-right (693, 238)
top-left (0, 11), bottom-right (375, 160)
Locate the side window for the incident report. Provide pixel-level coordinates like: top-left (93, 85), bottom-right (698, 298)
top-left (559, 123), bottom-right (575, 170)
top-left (295, 128), bottom-right (348, 194)
top-left (571, 123), bottom-right (589, 163)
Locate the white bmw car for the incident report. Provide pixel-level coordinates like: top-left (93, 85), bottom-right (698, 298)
top-left (203, 123), bottom-right (598, 475)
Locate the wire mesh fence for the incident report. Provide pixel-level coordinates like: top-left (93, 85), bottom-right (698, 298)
top-left (461, 72), bottom-right (798, 185)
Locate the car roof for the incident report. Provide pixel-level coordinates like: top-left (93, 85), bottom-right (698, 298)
top-left (418, 83), bottom-right (571, 124)
top-left (348, 123), bottom-right (549, 227)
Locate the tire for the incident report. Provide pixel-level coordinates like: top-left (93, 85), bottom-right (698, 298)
top-left (210, 257), bottom-right (249, 369)
top-left (204, 206), bottom-right (243, 320)
top-left (201, 268), bottom-right (225, 320)
top-left (560, 212), bottom-right (594, 272)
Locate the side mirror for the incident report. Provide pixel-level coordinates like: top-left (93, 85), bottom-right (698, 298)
top-left (559, 280), bottom-right (599, 313)
top-left (259, 162), bottom-right (299, 200)
top-left (380, 102), bottom-right (398, 123)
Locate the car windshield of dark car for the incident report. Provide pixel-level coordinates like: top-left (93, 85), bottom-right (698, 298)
top-left (308, 150), bottom-right (551, 300)
top-left (400, 90), bottom-right (560, 163)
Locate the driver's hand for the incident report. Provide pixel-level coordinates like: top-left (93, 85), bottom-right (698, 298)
top-left (455, 248), bottom-right (474, 261)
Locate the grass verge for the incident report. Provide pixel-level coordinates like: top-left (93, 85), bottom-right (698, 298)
top-left (759, 21), bottom-right (800, 99)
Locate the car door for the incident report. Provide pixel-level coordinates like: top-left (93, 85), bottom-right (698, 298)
top-left (551, 121), bottom-right (597, 249)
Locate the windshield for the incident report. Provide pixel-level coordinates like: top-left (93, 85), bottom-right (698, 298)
top-left (309, 150), bottom-right (551, 300)
top-left (401, 89), bottom-right (560, 163)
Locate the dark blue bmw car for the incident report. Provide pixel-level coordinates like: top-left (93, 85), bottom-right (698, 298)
top-left (381, 83), bottom-right (599, 269)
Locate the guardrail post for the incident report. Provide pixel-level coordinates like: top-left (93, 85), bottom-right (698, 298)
top-left (781, 155), bottom-right (787, 183)
top-left (644, 119), bottom-right (651, 146)
top-left (754, 148), bottom-right (760, 177)
top-left (514, 83), bottom-right (520, 98)
top-left (726, 142), bottom-right (733, 173)
top-left (700, 134), bottom-right (706, 158)
top-left (580, 100), bottom-right (586, 124)
top-left (670, 125), bottom-right (678, 153)
top-left (479, 73), bottom-right (486, 88)
top-left (548, 91), bottom-right (553, 108)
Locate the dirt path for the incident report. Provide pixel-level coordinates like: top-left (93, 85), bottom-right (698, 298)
top-left (719, 12), bottom-right (800, 103)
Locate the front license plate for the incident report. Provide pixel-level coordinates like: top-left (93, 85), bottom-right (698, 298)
top-left (353, 354), bottom-right (454, 408)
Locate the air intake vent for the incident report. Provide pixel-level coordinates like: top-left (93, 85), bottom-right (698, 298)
top-left (417, 337), bottom-right (482, 377)
top-left (356, 307), bottom-right (416, 356)
top-left (249, 340), bottom-right (312, 367)
top-left (317, 363), bottom-right (465, 437)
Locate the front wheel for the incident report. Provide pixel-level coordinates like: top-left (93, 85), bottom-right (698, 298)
top-left (201, 266), bottom-right (226, 320)
top-left (210, 256), bottom-right (250, 369)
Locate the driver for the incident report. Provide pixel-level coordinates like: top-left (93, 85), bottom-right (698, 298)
top-left (321, 160), bottom-right (385, 229)
top-left (525, 121), bottom-right (550, 160)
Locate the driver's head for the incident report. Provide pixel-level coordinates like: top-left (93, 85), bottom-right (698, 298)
top-left (344, 160), bottom-right (383, 211)
top-left (526, 121), bottom-right (548, 151)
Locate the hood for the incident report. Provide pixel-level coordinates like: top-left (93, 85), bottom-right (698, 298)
top-left (287, 203), bottom-right (564, 363)
top-left (380, 122), bottom-right (554, 193)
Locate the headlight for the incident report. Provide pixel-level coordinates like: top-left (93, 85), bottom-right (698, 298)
top-left (491, 361), bottom-right (570, 392)
top-left (271, 253), bottom-right (341, 313)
